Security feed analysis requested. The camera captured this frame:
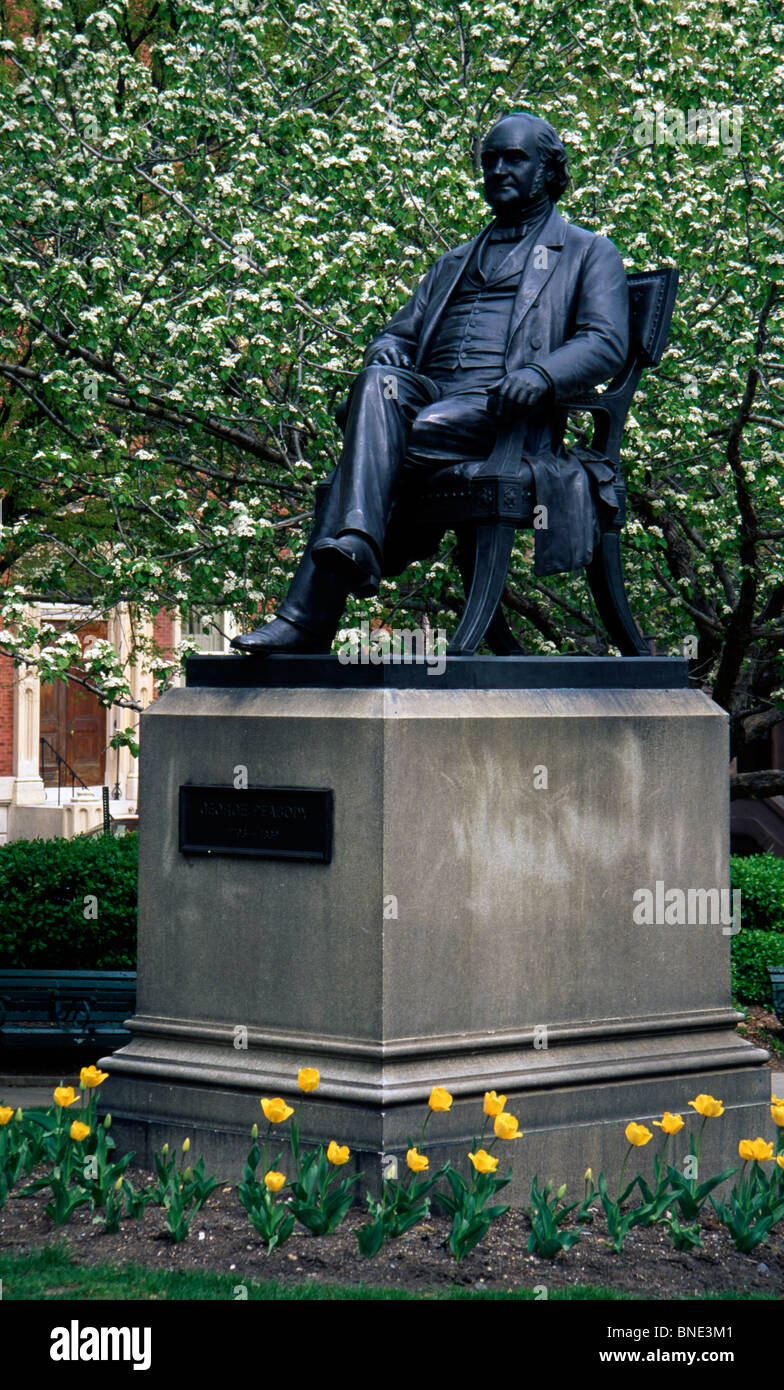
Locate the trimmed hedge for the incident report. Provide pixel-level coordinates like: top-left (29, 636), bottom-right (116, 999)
top-left (731, 928), bottom-right (784, 1007)
top-left (730, 853), bottom-right (784, 934)
top-left (0, 833), bottom-right (137, 970)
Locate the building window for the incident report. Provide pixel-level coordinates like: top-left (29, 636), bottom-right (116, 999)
top-left (182, 610), bottom-right (236, 653)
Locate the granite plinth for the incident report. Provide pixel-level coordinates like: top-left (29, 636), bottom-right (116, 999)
top-left (102, 657), bottom-right (770, 1199)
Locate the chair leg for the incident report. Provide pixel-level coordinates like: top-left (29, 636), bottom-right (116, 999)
top-left (485, 603), bottom-right (525, 655)
top-left (454, 526), bottom-right (477, 595)
top-left (455, 529), bottom-right (527, 654)
top-left (448, 523), bottom-right (517, 655)
top-left (586, 528), bottom-right (650, 656)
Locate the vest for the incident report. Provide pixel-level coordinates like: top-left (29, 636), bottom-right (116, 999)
top-left (420, 212), bottom-right (549, 386)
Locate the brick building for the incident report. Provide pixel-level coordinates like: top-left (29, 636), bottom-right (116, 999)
top-left (0, 603), bottom-right (236, 842)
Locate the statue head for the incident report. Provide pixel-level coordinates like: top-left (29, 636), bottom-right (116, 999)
top-left (481, 112), bottom-right (570, 220)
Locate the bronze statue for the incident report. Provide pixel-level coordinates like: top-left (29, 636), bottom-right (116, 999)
top-left (233, 111), bottom-right (629, 655)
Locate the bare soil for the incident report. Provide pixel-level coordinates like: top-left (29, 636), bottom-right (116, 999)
top-left (2, 1168), bottom-right (783, 1299)
top-left (736, 1003), bottom-right (784, 1066)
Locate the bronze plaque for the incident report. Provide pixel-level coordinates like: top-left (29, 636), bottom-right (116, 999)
top-left (179, 785), bottom-right (333, 862)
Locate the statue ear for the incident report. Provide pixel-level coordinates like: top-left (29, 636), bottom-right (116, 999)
top-left (530, 161), bottom-right (547, 198)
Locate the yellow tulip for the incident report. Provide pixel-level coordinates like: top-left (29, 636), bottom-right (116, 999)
top-left (182, 1137), bottom-right (191, 1153)
top-left (70, 1121), bottom-right (90, 1142)
top-left (738, 1137), bottom-right (774, 1162)
top-left (483, 1091), bottom-right (506, 1117)
top-left (260, 1097), bottom-right (294, 1124)
top-left (264, 1170), bottom-right (286, 1192)
top-left (770, 1103), bottom-right (784, 1128)
top-left (772, 1094), bottom-right (784, 1106)
top-left (54, 1086), bottom-right (79, 1108)
top-left (468, 1149), bottom-right (499, 1174)
top-left (326, 1141), bottom-right (350, 1166)
top-left (298, 1068), bottom-right (320, 1093)
top-left (584, 1167), bottom-right (593, 1184)
top-left (688, 1094), bottom-right (724, 1118)
top-left (625, 1122), bottom-right (653, 1147)
top-left (653, 1112), bottom-right (685, 1135)
top-left (777, 1155), bottom-right (784, 1171)
top-left (80, 1066), bottom-right (109, 1088)
top-left (406, 1148), bottom-right (429, 1173)
top-left (428, 1087), bottom-right (453, 1112)
top-left (493, 1111), bottom-right (523, 1140)
top-left (0, 1106), bottom-right (14, 1126)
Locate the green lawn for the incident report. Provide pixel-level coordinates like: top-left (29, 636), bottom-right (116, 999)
top-left (0, 1247), bottom-right (778, 1300)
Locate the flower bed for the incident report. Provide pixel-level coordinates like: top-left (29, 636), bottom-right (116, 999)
top-left (2, 1065), bottom-right (783, 1297)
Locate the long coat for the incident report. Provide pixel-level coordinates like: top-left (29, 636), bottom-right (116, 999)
top-left (357, 205), bottom-right (630, 575)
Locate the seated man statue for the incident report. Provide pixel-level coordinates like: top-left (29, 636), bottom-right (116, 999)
top-left (233, 110), bottom-right (629, 655)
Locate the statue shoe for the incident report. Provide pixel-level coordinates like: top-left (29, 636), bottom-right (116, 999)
top-left (230, 616), bottom-right (332, 655)
top-left (311, 531), bottom-right (381, 598)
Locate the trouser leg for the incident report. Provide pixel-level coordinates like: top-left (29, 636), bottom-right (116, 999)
top-left (279, 365), bottom-right (439, 632)
top-left (404, 386), bottom-right (502, 468)
top-left (276, 469), bottom-right (350, 638)
top-left (333, 364), bottom-right (440, 550)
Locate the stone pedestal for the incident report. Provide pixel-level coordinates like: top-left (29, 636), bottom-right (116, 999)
top-left (102, 657), bottom-right (770, 1200)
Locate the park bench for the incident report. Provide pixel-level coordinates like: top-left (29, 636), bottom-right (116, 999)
top-left (770, 967), bottom-right (784, 1026)
top-left (0, 969), bottom-right (136, 1050)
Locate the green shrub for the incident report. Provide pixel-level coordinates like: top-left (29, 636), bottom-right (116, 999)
top-left (0, 833), bottom-right (137, 969)
top-left (731, 928), bottom-right (784, 1006)
top-left (730, 854), bottom-right (784, 934)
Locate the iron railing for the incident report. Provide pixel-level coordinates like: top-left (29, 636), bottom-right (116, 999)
top-left (39, 737), bottom-right (91, 806)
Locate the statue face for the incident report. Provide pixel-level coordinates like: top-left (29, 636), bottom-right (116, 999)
top-left (481, 118), bottom-right (544, 218)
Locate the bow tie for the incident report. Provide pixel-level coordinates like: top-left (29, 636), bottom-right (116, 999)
top-left (488, 207), bottom-right (550, 243)
top-left (489, 220), bottom-right (538, 243)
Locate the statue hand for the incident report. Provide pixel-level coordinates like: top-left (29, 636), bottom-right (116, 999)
top-left (370, 346), bottom-right (413, 368)
top-left (488, 368), bottom-right (550, 420)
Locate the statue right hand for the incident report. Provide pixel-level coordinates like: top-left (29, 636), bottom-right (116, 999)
top-left (370, 346), bottom-right (413, 368)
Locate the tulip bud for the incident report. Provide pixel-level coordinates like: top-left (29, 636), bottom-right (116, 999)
top-left (543, 1179), bottom-right (553, 1195)
top-left (162, 1142), bottom-right (169, 1155)
top-left (183, 1166), bottom-right (192, 1181)
top-left (15, 1107), bottom-right (23, 1122)
top-left (251, 1122), bottom-right (258, 1140)
top-left (182, 1137), bottom-right (191, 1153)
top-left (584, 1167), bottom-right (593, 1184)
top-left (115, 1175), bottom-right (124, 1190)
top-left (104, 1113), bottom-right (112, 1129)
top-left (556, 1183), bottom-right (567, 1201)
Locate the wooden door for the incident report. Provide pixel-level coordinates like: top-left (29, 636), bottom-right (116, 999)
top-left (39, 621), bottom-right (107, 787)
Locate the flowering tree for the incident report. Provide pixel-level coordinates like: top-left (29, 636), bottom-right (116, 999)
top-left (0, 0), bottom-right (782, 791)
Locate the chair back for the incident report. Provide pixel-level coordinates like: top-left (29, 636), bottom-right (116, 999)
top-left (627, 267), bottom-right (679, 368)
top-left (561, 266), bottom-right (679, 461)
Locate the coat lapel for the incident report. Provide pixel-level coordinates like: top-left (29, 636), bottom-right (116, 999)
top-left (506, 206), bottom-right (568, 348)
